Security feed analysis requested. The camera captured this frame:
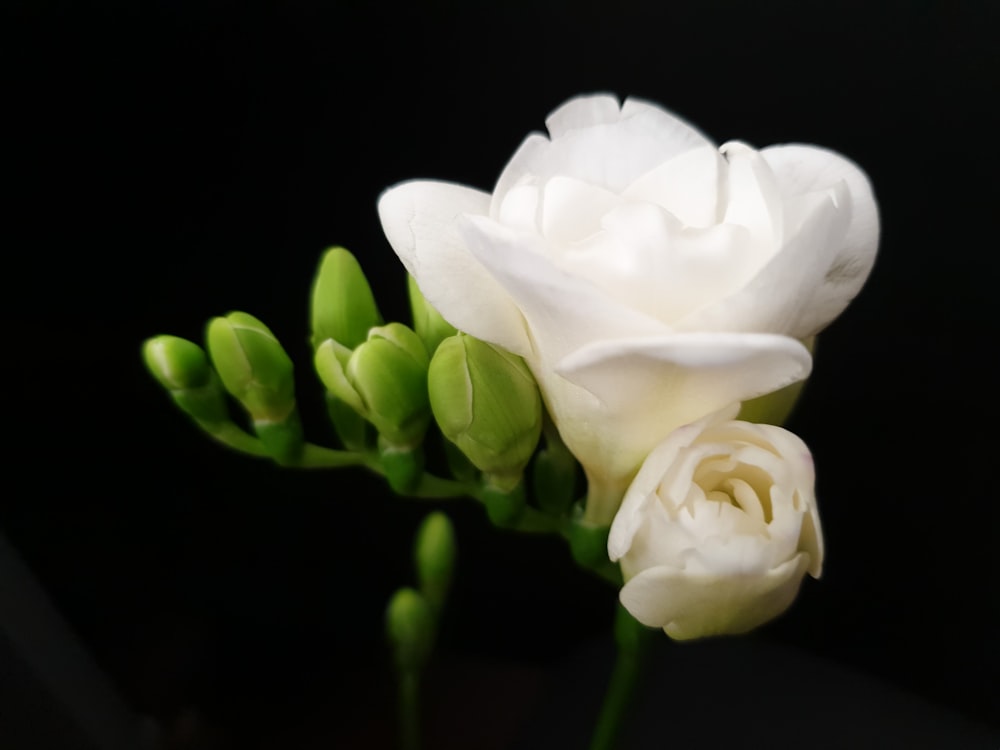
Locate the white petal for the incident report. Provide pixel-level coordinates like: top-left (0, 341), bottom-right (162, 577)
top-left (620, 97), bottom-right (714, 154)
top-left (491, 133), bottom-right (549, 219)
top-left (498, 183), bottom-right (541, 232)
top-left (609, 433), bottom-right (696, 561)
top-left (572, 202), bottom-right (759, 322)
top-left (554, 334), bottom-right (811, 508)
top-left (458, 215), bottom-right (669, 363)
top-left (558, 333), bottom-right (812, 432)
top-left (761, 144), bottom-right (880, 335)
top-left (674, 182), bottom-right (851, 337)
top-left (618, 554), bottom-right (811, 638)
top-left (719, 141), bottom-right (784, 261)
top-left (378, 181), bottom-right (531, 356)
top-left (624, 145), bottom-right (724, 227)
top-left (544, 93), bottom-right (622, 137)
top-left (540, 176), bottom-right (621, 243)
top-left (496, 98), bottom-right (716, 199)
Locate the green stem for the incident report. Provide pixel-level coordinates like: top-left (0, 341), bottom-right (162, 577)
top-left (294, 443), bottom-right (371, 469)
top-left (201, 421), bottom-right (271, 456)
top-left (397, 670), bottom-right (421, 750)
top-left (589, 605), bottom-right (653, 750)
top-left (408, 473), bottom-right (477, 499)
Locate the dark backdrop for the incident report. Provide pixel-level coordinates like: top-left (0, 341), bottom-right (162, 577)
top-left (5, 0), bottom-right (998, 746)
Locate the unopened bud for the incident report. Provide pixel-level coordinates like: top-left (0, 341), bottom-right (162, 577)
top-left (206, 312), bottom-right (296, 424)
top-left (310, 246), bottom-right (382, 350)
top-left (385, 587), bottom-right (435, 674)
top-left (143, 335), bottom-right (228, 425)
top-left (315, 323), bottom-right (430, 448)
top-left (413, 512), bottom-right (456, 613)
top-left (428, 334), bottom-right (541, 488)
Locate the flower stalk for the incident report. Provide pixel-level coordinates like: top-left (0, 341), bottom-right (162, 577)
top-left (589, 604), bottom-right (654, 750)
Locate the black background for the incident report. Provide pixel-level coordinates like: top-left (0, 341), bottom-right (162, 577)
top-left (5, 0), bottom-right (998, 747)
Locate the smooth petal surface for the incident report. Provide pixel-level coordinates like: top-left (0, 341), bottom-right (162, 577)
top-left (459, 215), bottom-right (670, 363)
top-left (558, 333), bottom-right (811, 433)
top-left (544, 93), bottom-right (622, 137)
top-left (761, 144), bottom-right (879, 336)
top-left (608, 407), bottom-right (740, 561)
top-left (568, 204), bottom-right (759, 322)
top-left (609, 412), bottom-right (823, 640)
top-left (618, 554), bottom-right (812, 639)
top-left (554, 334), bottom-right (811, 512)
top-left (623, 144), bottom-right (724, 228)
top-left (378, 180), bottom-right (531, 356)
top-left (492, 95), bottom-right (714, 204)
top-left (674, 181), bottom-right (851, 337)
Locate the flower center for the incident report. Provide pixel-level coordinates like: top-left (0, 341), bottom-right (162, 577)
top-left (694, 458), bottom-right (774, 525)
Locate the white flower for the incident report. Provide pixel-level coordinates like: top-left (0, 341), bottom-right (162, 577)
top-left (607, 405), bottom-right (823, 640)
top-left (378, 94), bottom-right (878, 524)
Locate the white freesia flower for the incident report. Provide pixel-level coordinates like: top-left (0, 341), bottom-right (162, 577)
top-left (378, 94), bottom-right (878, 524)
top-left (607, 405), bottom-right (823, 640)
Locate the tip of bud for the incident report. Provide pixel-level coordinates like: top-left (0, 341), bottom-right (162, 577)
top-left (385, 587), bottom-right (436, 674)
top-left (414, 512), bottom-right (456, 612)
top-left (143, 335), bottom-right (212, 391)
top-left (310, 246), bottom-right (382, 350)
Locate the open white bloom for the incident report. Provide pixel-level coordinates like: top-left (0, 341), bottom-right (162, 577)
top-left (608, 405), bottom-right (823, 640)
top-left (378, 94), bottom-right (878, 524)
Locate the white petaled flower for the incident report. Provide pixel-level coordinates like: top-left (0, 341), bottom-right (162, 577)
top-left (607, 405), bottom-right (823, 640)
top-left (378, 93), bottom-right (878, 524)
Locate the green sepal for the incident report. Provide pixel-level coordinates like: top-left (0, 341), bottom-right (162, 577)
top-left (253, 411), bottom-right (305, 466)
top-left (413, 512), bottom-right (456, 615)
top-left (380, 438), bottom-right (425, 495)
top-left (206, 312), bottom-right (296, 423)
top-left (385, 587), bottom-right (436, 675)
top-left (407, 274), bottom-right (456, 355)
top-left (310, 246), bottom-right (382, 350)
top-left (481, 481), bottom-right (527, 528)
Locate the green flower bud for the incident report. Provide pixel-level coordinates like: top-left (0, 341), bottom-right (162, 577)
top-left (413, 512), bottom-right (456, 614)
top-left (315, 324), bottom-right (430, 448)
top-left (206, 312), bottom-right (296, 423)
top-left (385, 587), bottom-right (435, 674)
top-left (428, 334), bottom-right (542, 489)
top-left (407, 274), bottom-right (456, 355)
top-left (310, 246), bottom-right (383, 350)
top-left (142, 335), bottom-right (229, 426)
top-left (738, 336), bottom-right (816, 426)
top-left (143, 335), bottom-right (211, 390)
